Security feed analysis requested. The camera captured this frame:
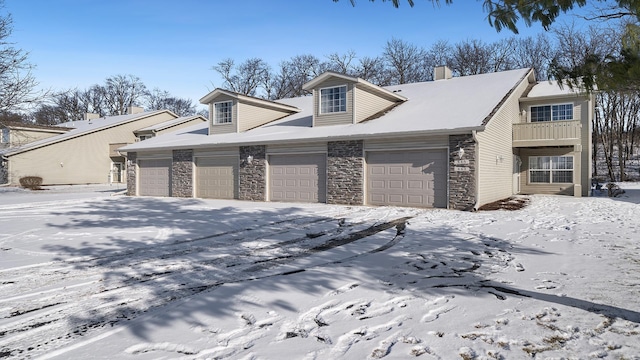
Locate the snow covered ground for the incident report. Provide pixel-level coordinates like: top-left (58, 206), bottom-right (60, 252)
top-left (0, 184), bottom-right (639, 359)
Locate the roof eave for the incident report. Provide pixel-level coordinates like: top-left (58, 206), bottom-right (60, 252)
top-left (118, 126), bottom-right (485, 154)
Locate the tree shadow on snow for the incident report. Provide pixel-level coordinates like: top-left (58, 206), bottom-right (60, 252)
top-left (24, 196), bottom-right (640, 346)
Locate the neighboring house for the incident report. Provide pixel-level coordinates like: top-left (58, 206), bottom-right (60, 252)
top-left (0, 107), bottom-right (206, 186)
top-left (0, 122), bottom-right (71, 149)
top-left (120, 67), bottom-right (593, 210)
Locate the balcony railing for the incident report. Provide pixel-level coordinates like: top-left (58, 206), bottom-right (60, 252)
top-left (513, 120), bottom-right (581, 147)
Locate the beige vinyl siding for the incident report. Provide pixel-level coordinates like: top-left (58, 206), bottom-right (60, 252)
top-left (354, 86), bottom-right (396, 123)
top-left (155, 118), bottom-right (207, 136)
top-left (237, 101), bottom-right (292, 132)
top-left (365, 135), bottom-right (449, 151)
top-left (475, 74), bottom-right (532, 207)
top-left (7, 112), bottom-right (176, 185)
top-left (209, 95), bottom-right (238, 134)
top-left (313, 78), bottom-right (354, 127)
top-left (193, 147), bottom-right (239, 157)
top-left (267, 143), bottom-right (327, 154)
top-left (521, 100), bottom-right (582, 123)
top-left (8, 128), bottom-right (67, 147)
top-left (518, 147), bottom-right (576, 195)
top-left (518, 96), bottom-right (592, 196)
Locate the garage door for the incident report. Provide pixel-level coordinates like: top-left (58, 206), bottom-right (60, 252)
top-left (138, 158), bottom-right (171, 197)
top-left (269, 154), bottom-right (326, 203)
top-left (366, 149), bottom-right (447, 208)
top-left (196, 156), bottom-right (238, 199)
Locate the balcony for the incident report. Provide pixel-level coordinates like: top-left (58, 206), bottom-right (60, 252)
top-left (513, 120), bottom-right (582, 147)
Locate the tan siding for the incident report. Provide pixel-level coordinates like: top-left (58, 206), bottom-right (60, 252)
top-left (237, 101), bottom-right (291, 132)
top-left (193, 147), bottom-right (239, 157)
top-left (209, 95), bottom-right (238, 134)
top-left (518, 147), bottom-right (576, 195)
top-left (475, 76), bottom-right (531, 207)
top-left (267, 143), bottom-right (327, 154)
top-left (8, 113), bottom-right (176, 185)
top-left (9, 128), bottom-right (66, 147)
top-left (518, 96), bottom-right (592, 196)
top-left (365, 135), bottom-right (448, 150)
top-left (313, 78), bottom-right (354, 127)
top-left (155, 118), bottom-right (206, 136)
top-left (354, 86), bottom-right (395, 123)
top-left (520, 99), bottom-right (582, 123)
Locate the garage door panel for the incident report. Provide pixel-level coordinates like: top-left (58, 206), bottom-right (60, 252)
top-left (367, 150), bottom-right (447, 208)
top-left (139, 159), bottom-right (171, 197)
top-left (196, 156), bottom-right (237, 199)
top-left (269, 154), bottom-right (326, 203)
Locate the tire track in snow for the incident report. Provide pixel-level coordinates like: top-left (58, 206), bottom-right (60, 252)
top-left (0, 214), bottom-right (411, 359)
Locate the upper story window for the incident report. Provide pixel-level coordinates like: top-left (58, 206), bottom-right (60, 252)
top-left (1, 128), bottom-right (8, 144)
top-left (529, 156), bottom-right (574, 183)
top-left (320, 85), bottom-right (347, 114)
top-left (138, 134), bottom-right (153, 141)
top-left (214, 101), bottom-right (233, 124)
top-left (530, 104), bottom-right (573, 122)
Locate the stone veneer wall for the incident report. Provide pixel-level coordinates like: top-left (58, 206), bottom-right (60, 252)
top-left (449, 134), bottom-right (477, 210)
top-left (172, 149), bottom-right (193, 198)
top-left (239, 145), bottom-right (266, 201)
top-left (327, 140), bottom-right (364, 205)
top-left (126, 152), bottom-right (137, 196)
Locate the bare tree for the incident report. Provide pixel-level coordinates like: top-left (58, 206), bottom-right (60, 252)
top-left (326, 50), bottom-right (357, 74)
top-left (145, 88), bottom-right (196, 116)
top-left (354, 55), bottom-right (390, 85)
top-left (511, 34), bottom-right (552, 79)
top-left (52, 89), bottom-right (87, 123)
top-left (263, 54), bottom-right (330, 99)
top-left (30, 104), bottom-right (62, 126)
top-left (0, 1), bottom-right (46, 114)
top-left (213, 58), bottom-right (270, 97)
top-left (449, 39), bottom-right (495, 76)
top-left (383, 38), bottom-right (429, 84)
top-left (102, 74), bottom-right (147, 115)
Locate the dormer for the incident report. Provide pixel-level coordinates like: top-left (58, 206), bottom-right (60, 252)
top-left (302, 72), bottom-right (407, 127)
top-left (199, 89), bottom-right (301, 135)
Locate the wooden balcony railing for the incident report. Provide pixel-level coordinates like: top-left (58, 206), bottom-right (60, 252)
top-left (513, 120), bottom-right (581, 146)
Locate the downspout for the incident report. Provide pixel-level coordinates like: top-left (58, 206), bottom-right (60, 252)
top-left (472, 130), bottom-right (480, 211)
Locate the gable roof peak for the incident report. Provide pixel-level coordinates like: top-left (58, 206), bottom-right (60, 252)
top-left (303, 71), bottom-right (407, 102)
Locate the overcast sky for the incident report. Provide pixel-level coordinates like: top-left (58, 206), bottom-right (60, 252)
top-left (5, 0), bottom-right (591, 110)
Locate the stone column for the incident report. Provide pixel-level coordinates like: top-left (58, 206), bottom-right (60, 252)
top-left (449, 134), bottom-right (477, 210)
top-left (172, 149), bottom-right (193, 198)
top-left (239, 145), bottom-right (266, 201)
top-left (126, 152), bottom-right (137, 196)
top-left (327, 140), bottom-right (364, 205)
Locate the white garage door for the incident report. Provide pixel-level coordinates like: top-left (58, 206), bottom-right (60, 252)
top-left (269, 154), bottom-right (326, 203)
top-left (366, 149), bottom-right (447, 208)
top-left (138, 158), bottom-right (171, 197)
top-left (196, 156), bottom-right (238, 199)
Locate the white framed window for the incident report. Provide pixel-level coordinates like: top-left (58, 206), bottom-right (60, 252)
top-left (530, 104), bottom-right (573, 122)
top-left (319, 85), bottom-right (347, 114)
top-left (529, 156), bottom-right (574, 183)
top-left (214, 101), bottom-right (233, 124)
top-left (1, 128), bottom-right (8, 144)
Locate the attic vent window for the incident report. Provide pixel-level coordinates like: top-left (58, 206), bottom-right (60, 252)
top-left (214, 101), bottom-right (233, 124)
top-left (320, 85), bottom-right (347, 114)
